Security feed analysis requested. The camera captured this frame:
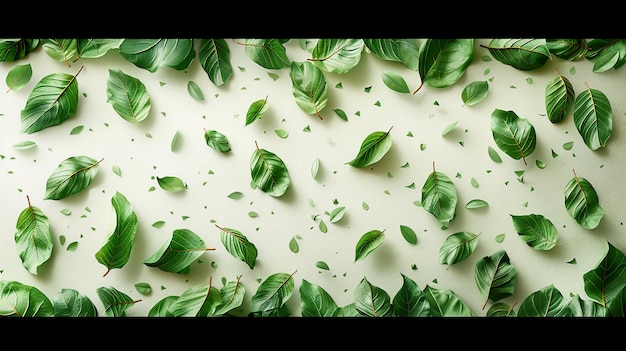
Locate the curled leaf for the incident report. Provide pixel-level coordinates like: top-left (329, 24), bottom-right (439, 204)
top-left (346, 127), bottom-right (393, 168)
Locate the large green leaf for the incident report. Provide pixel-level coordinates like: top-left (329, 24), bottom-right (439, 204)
top-left (198, 39), bottom-right (233, 87)
top-left (567, 294), bottom-right (609, 317)
top-left (354, 229), bottom-right (385, 262)
top-left (546, 39), bottom-right (588, 61)
top-left (143, 228), bottom-right (213, 273)
top-left (214, 278), bottom-right (246, 316)
top-left (510, 214), bottom-right (558, 250)
top-left (354, 277), bottom-right (393, 317)
top-left (310, 39), bottom-right (364, 74)
top-left (0, 280), bottom-right (54, 317)
top-left (41, 39), bottom-right (80, 65)
top-left (44, 155), bottom-right (102, 200)
top-left (14, 196), bottom-right (53, 275)
top-left (156, 176), bottom-right (187, 192)
top-left (0, 39), bottom-right (40, 62)
top-left (583, 242), bottom-right (626, 307)
top-left (545, 70), bottom-right (574, 123)
top-left (20, 69), bottom-right (81, 134)
top-left (241, 39), bottom-right (290, 69)
top-left (573, 85), bottom-right (612, 150)
top-left (439, 231), bottom-right (479, 265)
top-left (168, 282), bottom-right (222, 317)
top-left (585, 39), bottom-right (626, 72)
top-left (392, 274), bottom-right (429, 317)
top-left (474, 250), bottom-right (517, 310)
top-left (363, 38), bottom-right (419, 70)
top-left (345, 127), bottom-right (393, 168)
top-left (299, 279), bottom-right (338, 317)
top-left (517, 284), bottom-right (572, 317)
top-left (414, 39), bottom-right (473, 93)
top-left (245, 96), bottom-right (269, 126)
top-left (423, 285), bottom-right (474, 317)
top-left (216, 224), bottom-right (258, 269)
top-left (204, 129), bottom-right (231, 153)
top-left (249, 272), bottom-right (295, 314)
top-left (96, 286), bottom-right (138, 317)
top-left (564, 170), bottom-right (605, 229)
top-left (106, 69), bottom-right (151, 126)
top-left (53, 288), bottom-right (98, 317)
top-left (290, 61), bottom-right (328, 119)
top-left (118, 39), bottom-right (195, 73)
top-left (421, 163), bottom-right (457, 228)
top-left (95, 191), bottom-right (138, 277)
top-left (490, 108), bottom-right (536, 165)
top-left (482, 39), bottom-right (551, 70)
top-left (250, 142), bottom-right (291, 197)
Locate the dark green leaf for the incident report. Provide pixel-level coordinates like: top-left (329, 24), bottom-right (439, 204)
top-left (76, 39), bottom-right (122, 59)
top-left (439, 231), bottom-right (479, 265)
top-left (545, 70), bottom-right (575, 123)
top-left (250, 142), bottom-right (291, 197)
top-left (465, 199), bottom-right (489, 209)
top-left (157, 176), bottom-right (187, 192)
top-left (474, 250), bottom-right (517, 309)
top-left (106, 69), bottom-right (151, 126)
top-left (198, 39), bottom-right (233, 87)
top-left (299, 279), bottom-right (338, 317)
top-left (423, 285), bottom-right (474, 317)
top-left (415, 39), bottom-right (473, 93)
top-left (168, 283), bottom-right (221, 317)
top-left (143, 228), bottom-right (211, 273)
top-left (585, 39), bottom-right (626, 72)
top-left (517, 284), bottom-right (571, 317)
top-left (119, 39), bottom-right (195, 73)
top-left (490, 108), bottom-right (536, 165)
top-left (354, 277), bottom-right (393, 317)
top-left (381, 71), bottom-right (410, 93)
top-left (487, 145), bottom-right (503, 163)
top-left (242, 39), bottom-right (290, 69)
top-left (217, 224), bottom-right (258, 269)
top-left (215, 279), bottom-right (246, 315)
top-left (399, 224), bottom-right (417, 245)
top-left (249, 272), bottom-right (295, 314)
top-left (510, 214), bottom-right (558, 250)
top-left (44, 156), bottom-right (102, 200)
top-left (0, 39), bottom-right (40, 62)
top-left (483, 39), bottom-right (551, 70)
top-left (328, 206), bottom-right (345, 223)
top-left (573, 85), bottom-right (612, 150)
top-left (346, 127), bottom-right (393, 168)
top-left (567, 294), bottom-right (609, 317)
top-left (583, 242), bottom-right (626, 306)
top-left (354, 229), bottom-right (385, 262)
top-left (204, 129), bottom-right (231, 153)
top-left (564, 170), bottom-right (605, 229)
top-left (392, 274), bottom-right (429, 317)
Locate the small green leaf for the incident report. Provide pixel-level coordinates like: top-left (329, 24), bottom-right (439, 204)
top-left (151, 221), bottom-right (165, 228)
top-left (465, 199), bottom-right (489, 209)
top-left (333, 108), bottom-right (348, 121)
top-left (487, 146), bottom-right (502, 163)
top-left (248, 211), bottom-right (258, 218)
top-left (187, 80), bottom-right (205, 101)
top-left (311, 158), bottom-right (320, 180)
top-left (563, 141), bottom-right (574, 150)
top-left (12, 140), bottom-right (37, 150)
top-left (69, 125), bottom-right (84, 135)
top-left (170, 130), bottom-right (180, 152)
top-left (227, 191), bottom-right (243, 200)
top-left (289, 236), bottom-right (299, 253)
top-left (112, 165), bottom-right (122, 177)
top-left (274, 129), bottom-right (288, 139)
top-left (204, 129), bottom-right (231, 153)
top-left (315, 261), bottom-right (330, 270)
top-left (157, 176), bottom-right (187, 192)
top-left (319, 219), bottom-right (327, 233)
top-left (399, 225), bottom-right (417, 245)
top-left (441, 121), bottom-right (458, 136)
top-left (60, 208), bottom-right (71, 216)
top-left (329, 206), bottom-right (346, 223)
top-left (381, 71), bottom-right (410, 93)
top-left (346, 127), bottom-right (393, 168)
top-left (245, 96), bottom-right (269, 126)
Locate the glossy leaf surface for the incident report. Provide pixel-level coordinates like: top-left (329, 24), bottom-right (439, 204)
top-left (490, 108), bottom-right (536, 165)
top-left (484, 39), bottom-right (551, 70)
top-left (461, 80), bottom-right (489, 106)
top-left (290, 61), bottom-right (328, 118)
top-left (14, 196), bottom-right (53, 275)
top-left (382, 71), bottom-right (410, 93)
top-left (545, 71), bottom-right (574, 123)
top-left (583, 242), bottom-right (626, 306)
top-left (415, 39), bottom-right (473, 92)
top-left (423, 285), bottom-right (474, 317)
top-left (0, 39), bottom-right (39, 62)
top-left (96, 286), bottom-right (137, 317)
top-left (44, 156), bottom-right (102, 200)
top-left (157, 176), bottom-right (187, 192)
top-left (143, 228), bottom-right (211, 273)
top-left (585, 39), bottom-right (626, 72)
top-left (354, 229), bottom-right (385, 262)
top-left (53, 288), bottom-right (98, 317)
top-left (76, 39), bottom-right (122, 59)
top-left (106, 69), bottom-right (151, 126)
top-left (564, 171), bottom-right (605, 229)
top-left (299, 279), bottom-right (338, 317)
top-left (439, 231), bottom-right (479, 265)
top-left (311, 39), bottom-right (364, 74)
top-left (214, 278), bottom-right (246, 315)
top-left (517, 284), bottom-right (571, 317)
top-left (198, 38), bottom-right (232, 87)
top-left (346, 127), bottom-right (392, 168)
top-left (0, 280), bottom-right (54, 317)
top-left (119, 39), bottom-right (195, 73)
top-left (354, 277), bottom-right (393, 317)
top-left (475, 250), bottom-right (517, 309)
top-left (168, 283), bottom-right (221, 317)
top-left (41, 39), bottom-right (80, 65)
top-left (421, 165), bottom-right (457, 227)
top-left (217, 225), bottom-right (258, 269)
top-left (546, 39), bottom-right (588, 61)
top-left (249, 272), bottom-right (295, 314)
top-left (364, 38), bottom-right (419, 70)
top-left (250, 143), bottom-right (291, 197)
top-left (567, 294), bottom-right (609, 317)
top-left (242, 39), bottom-right (290, 69)
top-left (245, 97), bottom-right (268, 126)
top-left (510, 214), bottom-right (558, 250)
top-left (5, 63), bottom-right (32, 91)
top-left (573, 86), bottom-right (612, 150)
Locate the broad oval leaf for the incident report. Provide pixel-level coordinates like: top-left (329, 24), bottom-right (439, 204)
top-left (198, 38), bottom-right (233, 87)
top-left (399, 224), bottom-right (417, 245)
top-left (143, 228), bottom-right (212, 273)
top-left (567, 294), bottom-right (609, 317)
top-left (20, 69), bottom-right (81, 134)
top-left (214, 278), bottom-right (246, 316)
top-left (41, 39), bottom-right (80, 65)
top-left (564, 170), bottom-right (605, 229)
top-left (118, 39), bottom-right (195, 73)
top-left (364, 38), bottom-right (419, 70)
top-left (573, 85), bottom-right (612, 150)
top-left (346, 127), bottom-right (393, 168)
top-left (483, 39), bottom-right (551, 70)
top-left (583, 241), bottom-right (626, 306)
top-left (415, 39), bottom-right (474, 93)
top-left (517, 284), bottom-right (572, 317)
top-left (187, 80), bottom-right (204, 101)
top-left (44, 155), bottom-right (102, 200)
top-left (382, 71), bottom-right (410, 93)
top-left (0, 280), bottom-right (54, 317)
top-left (510, 213), bottom-right (558, 250)
top-left (168, 283), bottom-right (222, 317)
top-left (157, 176), bottom-right (187, 192)
top-left (461, 80), bottom-right (489, 106)
top-left (249, 272), bottom-right (295, 314)
top-left (250, 143), bottom-right (291, 197)
top-left (106, 69), bottom-right (151, 126)
top-left (242, 39), bottom-right (290, 69)
top-left (490, 108), bottom-right (536, 165)
top-left (310, 39), bottom-right (364, 74)
top-left (53, 288), bottom-right (98, 317)
top-left (96, 286), bottom-right (137, 317)
top-left (465, 199), bottom-right (489, 209)
top-left (545, 71), bottom-right (574, 123)
top-left (392, 274), bottom-right (429, 317)
top-left (95, 191), bottom-right (138, 277)
top-left (299, 279), bottom-right (339, 317)
top-left (5, 63), bottom-right (32, 91)
top-left (546, 39), bottom-right (588, 61)
top-left (423, 285), bottom-right (474, 317)
top-left (14, 196), bottom-right (53, 275)
top-left (421, 164), bottom-right (457, 227)
top-left (355, 229), bottom-right (385, 262)
top-left (204, 129), bottom-right (231, 152)
top-left (474, 249), bottom-right (517, 309)
top-left (290, 61), bottom-right (328, 119)
top-left (148, 296), bottom-right (179, 317)
top-left (439, 231), bottom-right (479, 265)
top-left (217, 225), bottom-right (258, 269)
top-left (0, 39), bottom-right (40, 62)
top-left (245, 96), bottom-right (269, 126)
top-left (354, 277), bottom-right (393, 317)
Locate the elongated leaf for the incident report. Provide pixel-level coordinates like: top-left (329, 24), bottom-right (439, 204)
top-left (0, 39), bottom-right (39, 62)
top-left (439, 231), bottom-right (479, 265)
top-left (483, 39), bottom-right (551, 70)
top-left (290, 61), bottom-right (328, 119)
top-left (299, 279), bottom-right (339, 317)
top-left (41, 39), bottom-right (80, 65)
top-left (14, 196), bottom-right (53, 275)
top-left (95, 191), bottom-right (138, 277)
top-left (567, 294), bottom-right (609, 317)
top-left (382, 71), bottom-right (410, 93)
top-left (106, 69), bottom-right (151, 126)
top-left (414, 39), bottom-right (473, 93)
top-left (490, 108), bottom-right (536, 165)
top-left (546, 39), bottom-right (588, 61)
top-left (198, 39), bottom-right (233, 87)
top-left (545, 71), bottom-right (574, 123)
top-left (76, 39), bottom-right (122, 59)
top-left (355, 229), bottom-right (385, 262)
top-left (96, 286), bottom-right (137, 317)
top-left (249, 272), bottom-right (295, 314)
top-left (346, 127), bottom-right (393, 168)
top-left (487, 145), bottom-right (503, 163)
top-left (245, 97), bottom-right (269, 126)
top-left (5, 63), bottom-right (32, 92)
top-left (564, 170), bottom-right (605, 229)
top-left (20, 68), bottom-right (81, 134)
top-left (0, 280), bottom-right (54, 317)
top-left (44, 155), bottom-right (102, 200)
top-left (214, 278), bottom-right (246, 315)
top-left (250, 142), bottom-right (291, 197)
top-left (242, 39), bottom-right (290, 69)
top-left (311, 157), bottom-right (320, 180)
top-left (204, 129), bottom-right (231, 152)
top-left (421, 163), bottom-right (457, 227)
top-left (583, 242), bottom-right (626, 306)
top-left (329, 206), bottom-right (345, 223)
top-left (363, 38), bottom-right (419, 70)
top-left (392, 274), bottom-right (429, 317)
top-left (311, 39), bottom-right (364, 74)
top-left (157, 176), bottom-right (187, 192)
top-left (510, 214), bottom-right (558, 250)
top-left (517, 284), bottom-right (571, 317)
top-left (168, 282), bottom-right (222, 317)
top-left (187, 80), bottom-right (204, 101)
top-left (143, 228), bottom-right (213, 273)
top-left (354, 277), bottom-right (393, 317)
top-left (53, 288), bottom-right (98, 317)
top-left (423, 285), bottom-right (474, 317)
top-left (216, 224), bottom-right (257, 269)
top-left (461, 80), bottom-right (489, 106)
top-left (119, 39), bottom-right (195, 72)
top-left (573, 85), bottom-right (612, 150)
top-left (474, 250), bottom-right (517, 309)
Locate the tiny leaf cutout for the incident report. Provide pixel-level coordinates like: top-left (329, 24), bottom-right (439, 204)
top-left (490, 108), bottom-right (536, 165)
top-left (187, 80), bottom-right (204, 101)
top-left (289, 237), bottom-right (299, 253)
top-left (227, 191), bottom-right (243, 200)
top-left (14, 195), bottom-right (53, 275)
top-left (315, 261), bottom-right (330, 270)
top-left (439, 231), bottom-right (479, 265)
top-left (461, 80), bottom-right (489, 106)
top-left (12, 140), bottom-right (37, 150)
top-left (290, 61), bottom-right (328, 119)
top-left (545, 69), bottom-right (574, 123)
top-left (5, 63), bottom-right (32, 92)
top-left (157, 176), bottom-right (187, 192)
top-left (487, 146), bottom-right (503, 163)
top-left (135, 282), bottom-right (151, 295)
top-left (441, 121), bottom-right (458, 136)
top-left (564, 169), bottom-right (605, 229)
top-left (511, 214), bottom-right (558, 250)
top-left (204, 129), bottom-right (231, 153)
top-left (381, 71), bottom-right (410, 93)
top-left (44, 156), bottom-right (102, 200)
top-left (106, 69), bottom-right (151, 126)
top-left (465, 199), bottom-right (489, 209)
top-left (475, 250), bottom-right (517, 310)
top-left (421, 162), bottom-right (458, 227)
top-left (216, 224), bottom-right (258, 269)
top-left (144, 228), bottom-right (214, 273)
top-left (112, 165), bottom-right (122, 177)
top-left (311, 157), bottom-right (320, 180)
top-left (274, 129), bottom-right (289, 139)
top-left (355, 229), bottom-right (385, 262)
top-left (346, 126), bottom-right (393, 168)
top-left (170, 130), bottom-right (180, 152)
top-left (573, 84), bottom-right (612, 150)
top-left (245, 96), bottom-right (269, 126)
top-left (399, 225), bottom-right (418, 245)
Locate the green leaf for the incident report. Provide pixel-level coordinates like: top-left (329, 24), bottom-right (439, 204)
top-left (315, 261), bottom-right (330, 270)
top-left (134, 283), bottom-right (152, 295)
top-left (0, 280), bottom-right (54, 316)
top-left (245, 96), bottom-right (269, 126)
top-left (465, 199), bottom-right (489, 209)
top-left (354, 277), bottom-right (393, 317)
top-left (483, 39), bottom-right (551, 70)
top-left (439, 231), bottom-right (479, 265)
top-left (118, 39), bottom-right (194, 73)
top-left (510, 214), bottom-right (558, 250)
top-left (423, 285), bottom-right (474, 317)
top-left (346, 127), bottom-right (393, 168)
top-left (242, 39), bottom-right (290, 69)
top-left (106, 69), bottom-right (151, 126)
top-left (204, 129), bottom-right (231, 153)
top-left (289, 236), bottom-right (299, 253)
top-left (333, 108), bottom-right (348, 121)
top-left (250, 142), bottom-right (291, 197)
top-left (5, 63), bottom-right (32, 91)
top-left (585, 39), bottom-right (626, 72)
top-left (364, 39), bottom-right (419, 70)
top-left (95, 191), bottom-right (138, 277)
top-left (474, 249), bottom-right (517, 309)
top-left (168, 283), bottom-right (222, 317)
top-left (20, 69), bottom-right (81, 134)
top-left (143, 228), bottom-right (212, 273)
top-left (490, 108), bottom-right (536, 165)
top-left (217, 225), bottom-right (258, 269)
top-left (441, 121), bottom-right (458, 136)
top-left (311, 157), bottom-right (320, 180)
top-left (399, 225), bottom-right (418, 245)
top-left (414, 39), bottom-right (473, 93)
top-left (0, 39), bottom-right (40, 62)
top-left (583, 242), bottom-right (626, 307)
top-left (290, 61), bottom-right (328, 119)
top-left (392, 274), bottom-right (429, 317)
top-left (249, 272), bottom-right (295, 314)
top-left (328, 206), bottom-right (346, 223)
top-left (461, 80), bottom-right (489, 106)
top-left (157, 176), bottom-right (187, 192)
top-left (568, 294), bottom-right (610, 317)
top-left (214, 279), bottom-right (246, 315)
top-left (53, 288), bottom-right (98, 317)
top-left (546, 39), bottom-right (588, 61)
top-left (41, 39), bottom-right (80, 64)
top-left (421, 163), bottom-right (457, 227)
top-left (69, 125), bottom-right (83, 135)
top-left (381, 71), bottom-right (410, 93)
top-left (44, 155), bottom-right (102, 200)
top-left (75, 39), bottom-right (122, 59)
top-left (354, 229), bottom-right (385, 262)
top-left (299, 279), bottom-right (338, 317)
top-left (170, 130), bottom-right (180, 152)
top-left (311, 39), bottom-right (364, 74)
top-left (148, 296), bottom-right (179, 317)
top-left (14, 196), bottom-right (53, 275)
top-left (564, 170), bottom-right (605, 229)
top-left (12, 140), bottom-right (36, 150)
top-left (274, 129), bottom-right (288, 139)
top-left (198, 39), bottom-right (233, 87)
top-left (517, 284), bottom-right (571, 317)
top-left (545, 70), bottom-right (574, 123)
top-left (96, 286), bottom-right (138, 317)
top-left (187, 80), bottom-right (204, 101)
top-left (573, 85), bottom-right (612, 150)
top-left (226, 191), bottom-right (243, 200)
top-left (487, 145), bottom-right (503, 163)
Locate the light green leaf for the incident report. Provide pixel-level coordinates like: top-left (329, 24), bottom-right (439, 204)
top-left (328, 206), bottom-right (346, 223)
top-left (96, 286), bottom-right (138, 317)
top-left (510, 214), bottom-right (558, 250)
top-left (346, 127), bottom-right (393, 168)
top-left (0, 39), bottom-right (39, 62)
top-left (157, 176), bottom-right (187, 192)
top-left (69, 125), bottom-right (83, 135)
top-left (483, 39), bottom-right (551, 70)
top-left (354, 277), bottom-right (393, 317)
top-left (112, 165), bottom-right (122, 177)
top-left (441, 121), bottom-right (458, 136)
top-left (381, 71), bottom-right (410, 93)
top-left (41, 39), bottom-right (80, 64)
top-left (299, 279), bottom-right (338, 317)
top-left (461, 80), bottom-right (489, 106)
top-left (204, 129), bottom-right (231, 153)
top-left (573, 85), bottom-right (612, 150)
top-left (12, 140), bottom-right (36, 150)
top-left (490, 108), bottom-right (536, 165)
top-left (44, 155), bottom-right (102, 200)
top-left (564, 170), bottom-right (605, 229)
top-left (545, 71), bottom-right (574, 123)
top-left (421, 163), bottom-right (457, 227)
top-left (487, 145), bottom-right (503, 163)
top-left (245, 96), bottom-right (269, 126)
top-left (106, 69), bottom-right (151, 126)
top-left (439, 231), bottom-right (479, 265)
top-left (5, 63), bottom-right (32, 92)
top-left (289, 236), bottom-right (299, 253)
top-left (76, 39), bottom-right (123, 59)
top-left (250, 142), bottom-right (291, 197)
top-left (143, 228), bottom-right (211, 273)
top-left (198, 39), bottom-right (233, 87)
top-left (465, 199), bottom-right (489, 209)
top-left (134, 283), bottom-right (152, 295)
top-left (311, 39), bottom-right (364, 74)
top-left (187, 80), bottom-right (204, 101)
top-left (399, 225), bottom-right (417, 245)
top-left (290, 61), bottom-right (328, 119)
top-left (214, 279), bottom-right (246, 315)
top-left (414, 39), bottom-right (473, 93)
top-left (119, 39), bottom-right (195, 73)
top-left (474, 249), bottom-right (517, 309)
top-left (216, 224), bottom-right (258, 269)
top-left (315, 261), bottom-right (330, 270)
top-left (14, 196), bottom-right (53, 275)
top-left (274, 129), bottom-right (288, 139)
top-left (546, 39), bottom-right (588, 61)
top-left (311, 157), bottom-right (320, 180)
top-left (170, 130), bottom-right (180, 152)
top-left (355, 229), bottom-right (385, 262)
top-left (364, 39), bottom-right (419, 70)
top-left (227, 191), bottom-right (243, 200)
top-left (169, 284), bottom-right (221, 317)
